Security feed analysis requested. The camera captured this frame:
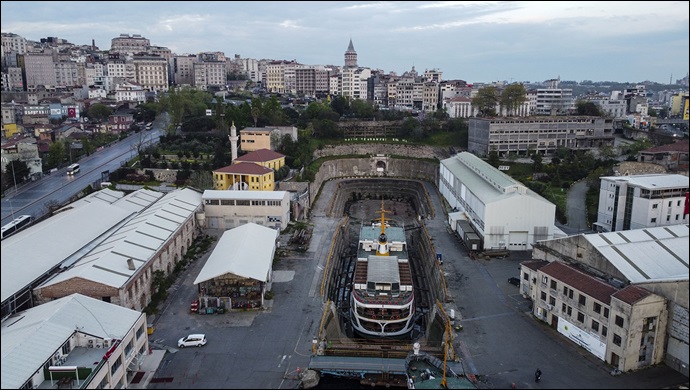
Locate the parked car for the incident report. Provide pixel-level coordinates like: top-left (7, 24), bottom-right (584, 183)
top-left (508, 277), bottom-right (521, 286)
top-left (178, 334), bottom-right (207, 348)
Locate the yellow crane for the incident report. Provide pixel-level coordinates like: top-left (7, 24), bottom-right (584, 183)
top-left (436, 300), bottom-right (455, 388)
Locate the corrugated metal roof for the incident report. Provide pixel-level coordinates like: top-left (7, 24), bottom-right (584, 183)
top-left (584, 225), bottom-right (689, 283)
top-left (194, 223), bottom-right (278, 284)
top-left (1, 202), bottom-right (134, 302)
top-left (440, 152), bottom-right (550, 205)
top-left (38, 188), bottom-right (202, 289)
top-left (599, 174), bottom-right (688, 189)
top-left (1, 293), bottom-right (143, 390)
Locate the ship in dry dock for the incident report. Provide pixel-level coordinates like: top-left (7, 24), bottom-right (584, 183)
top-left (350, 201), bottom-right (415, 338)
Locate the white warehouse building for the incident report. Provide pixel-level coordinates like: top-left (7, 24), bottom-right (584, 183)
top-left (439, 152), bottom-right (558, 251)
top-left (594, 174), bottom-right (689, 233)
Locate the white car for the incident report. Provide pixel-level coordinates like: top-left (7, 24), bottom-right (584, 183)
top-left (177, 334), bottom-right (207, 348)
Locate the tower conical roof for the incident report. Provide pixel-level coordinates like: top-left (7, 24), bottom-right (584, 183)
top-left (346, 38), bottom-right (356, 52)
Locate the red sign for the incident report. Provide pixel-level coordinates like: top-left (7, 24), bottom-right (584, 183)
top-left (67, 107), bottom-right (76, 118)
top-left (684, 191), bottom-right (689, 216)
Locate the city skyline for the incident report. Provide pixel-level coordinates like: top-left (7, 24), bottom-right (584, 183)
top-left (1, 1), bottom-right (689, 85)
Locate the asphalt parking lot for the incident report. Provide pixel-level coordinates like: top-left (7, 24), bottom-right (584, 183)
top-left (144, 179), bottom-right (688, 389)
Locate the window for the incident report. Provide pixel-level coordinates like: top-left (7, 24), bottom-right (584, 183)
top-left (542, 276), bottom-right (548, 284)
top-left (667, 215), bottom-right (671, 221)
top-left (602, 326), bottom-right (608, 337)
top-left (591, 320), bottom-right (599, 332)
top-left (110, 356), bottom-right (122, 375)
top-left (652, 204), bottom-right (658, 209)
top-left (651, 218), bottom-right (656, 223)
top-left (562, 303), bottom-right (566, 312)
top-left (549, 296), bottom-right (556, 306)
top-left (613, 334), bottom-right (622, 346)
top-left (568, 289), bottom-right (573, 299)
top-left (604, 307), bottom-right (609, 318)
top-left (615, 315), bottom-right (624, 327)
top-left (563, 286), bottom-right (568, 295)
top-left (593, 302), bottom-right (601, 314)
top-left (550, 280), bottom-right (557, 290)
top-left (668, 201), bottom-right (672, 207)
top-left (577, 312), bottom-right (585, 323)
top-left (523, 272), bottom-right (529, 281)
top-left (567, 306), bottom-right (572, 316)
top-left (578, 294), bottom-right (586, 305)
top-left (540, 292), bottom-right (547, 301)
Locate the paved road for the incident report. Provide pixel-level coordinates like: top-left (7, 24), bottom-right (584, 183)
top-left (144, 178), bottom-right (687, 389)
top-left (562, 179), bottom-right (592, 235)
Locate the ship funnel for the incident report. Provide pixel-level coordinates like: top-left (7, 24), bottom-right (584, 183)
top-left (413, 342), bottom-right (420, 355)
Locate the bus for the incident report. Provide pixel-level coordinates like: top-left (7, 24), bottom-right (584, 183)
top-left (67, 163), bottom-right (80, 175)
top-left (1, 215), bottom-right (32, 240)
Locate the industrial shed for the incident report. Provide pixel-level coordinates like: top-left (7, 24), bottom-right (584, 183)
top-left (193, 223), bottom-right (278, 312)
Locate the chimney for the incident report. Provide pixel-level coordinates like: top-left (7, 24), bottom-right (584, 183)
top-left (127, 259), bottom-right (135, 270)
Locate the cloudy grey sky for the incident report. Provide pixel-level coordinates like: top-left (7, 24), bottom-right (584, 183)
top-left (2, 1), bottom-right (688, 84)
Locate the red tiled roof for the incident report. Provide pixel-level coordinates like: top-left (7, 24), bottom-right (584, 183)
top-left (612, 285), bottom-right (651, 305)
top-left (213, 163), bottom-right (272, 175)
top-left (234, 149), bottom-right (285, 163)
top-left (541, 261), bottom-right (618, 304)
top-left (640, 140), bottom-right (689, 154)
top-left (522, 260), bottom-right (549, 271)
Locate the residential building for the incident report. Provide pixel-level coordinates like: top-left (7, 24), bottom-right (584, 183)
top-left (114, 81), bottom-right (146, 103)
top-left (0, 133), bottom-right (43, 179)
top-left (193, 60), bottom-right (226, 89)
top-left (468, 116), bottom-right (615, 157)
top-left (638, 140), bottom-right (689, 173)
top-left (594, 174), bottom-right (689, 233)
top-left (132, 55), bottom-right (168, 92)
top-left (533, 78), bottom-right (574, 115)
top-left (202, 190), bottom-right (291, 230)
top-left (1, 293), bottom-right (149, 389)
top-left (439, 152), bottom-right (557, 251)
top-left (108, 112), bottom-right (134, 133)
top-left (23, 51), bottom-right (57, 91)
top-left (110, 33), bottom-right (150, 54)
top-left (173, 55), bottom-right (196, 86)
top-left (239, 126), bottom-right (298, 152)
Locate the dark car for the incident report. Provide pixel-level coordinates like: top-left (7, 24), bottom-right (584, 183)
top-left (508, 277), bottom-right (521, 286)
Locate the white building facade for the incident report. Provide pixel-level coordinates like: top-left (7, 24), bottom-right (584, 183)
top-left (202, 190), bottom-right (291, 230)
top-left (439, 152), bottom-right (556, 251)
top-left (594, 174), bottom-right (689, 233)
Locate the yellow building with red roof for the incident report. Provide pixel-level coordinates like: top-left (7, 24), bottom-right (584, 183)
top-left (212, 148), bottom-right (286, 191)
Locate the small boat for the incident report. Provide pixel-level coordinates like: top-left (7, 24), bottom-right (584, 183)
top-left (406, 343), bottom-right (477, 389)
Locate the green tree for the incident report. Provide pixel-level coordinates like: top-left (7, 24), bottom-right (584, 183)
top-left (87, 103), bottom-right (113, 122)
top-left (47, 141), bottom-right (65, 169)
top-left (3, 160), bottom-right (30, 189)
top-left (251, 98), bottom-right (263, 127)
top-left (531, 152), bottom-right (543, 172)
top-left (500, 84), bottom-right (527, 116)
top-left (487, 150), bottom-right (500, 167)
top-left (471, 86), bottom-right (499, 117)
top-left (575, 100), bottom-right (603, 116)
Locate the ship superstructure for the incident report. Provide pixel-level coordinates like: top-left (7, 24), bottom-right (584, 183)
top-left (350, 201), bottom-right (415, 337)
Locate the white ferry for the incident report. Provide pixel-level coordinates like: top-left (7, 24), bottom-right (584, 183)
top-left (350, 201), bottom-right (415, 338)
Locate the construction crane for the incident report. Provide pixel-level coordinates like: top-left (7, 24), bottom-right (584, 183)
top-left (436, 300), bottom-right (455, 388)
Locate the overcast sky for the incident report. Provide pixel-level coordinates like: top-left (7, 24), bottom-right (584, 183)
top-left (2, 1), bottom-right (688, 84)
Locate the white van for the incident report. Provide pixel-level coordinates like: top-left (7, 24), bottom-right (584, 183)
top-left (178, 334), bottom-right (207, 348)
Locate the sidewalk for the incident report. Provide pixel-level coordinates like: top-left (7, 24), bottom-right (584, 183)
top-left (129, 349), bottom-right (167, 389)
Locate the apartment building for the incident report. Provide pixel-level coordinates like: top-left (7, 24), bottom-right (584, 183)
top-left (132, 55), bottom-right (168, 92)
top-left (468, 116), bottom-right (615, 157)
top-left (594, 174), bottom-right (689, 233)
top-left (239, 126), bottom-right (298, 152)
top-left (110, 33), bottom-right (150, 54)
top-left (173, 55), bottom-right (196, 85)
top-left (23, 51), bottom-right (57, 90)
top-left (193, 61), bottom-right (226, 89)
top-left (533, 79), bottom-right (574, 115)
